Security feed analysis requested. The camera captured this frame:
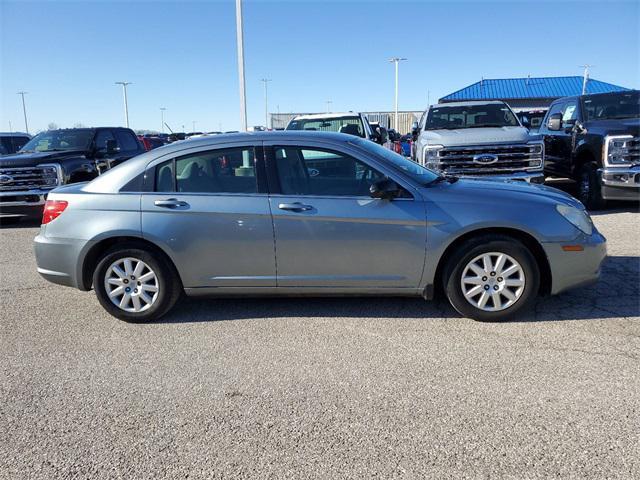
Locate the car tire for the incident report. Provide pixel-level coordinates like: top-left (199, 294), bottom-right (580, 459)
top-left (93, 245), bottom-right (181, 322)
top-left (443, 235), bottom-right (540, 322)
top-left (577, 162), bottom-right (605, 210)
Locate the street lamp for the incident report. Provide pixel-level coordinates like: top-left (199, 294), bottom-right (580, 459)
top-left (115, 82), bottom-right (132, 128)
top-left (17, 91), bottom-right (29, 133)
top-left (235, 0), bottom-right (248, 131)
top-left (260, 78), bottom-right (272, 129)
top-left (326, 100), bottom-right (332, 113)
top-left (389, 57), bottom-right (406, 131)
top-left (160, 107), bottom-right (166, 133)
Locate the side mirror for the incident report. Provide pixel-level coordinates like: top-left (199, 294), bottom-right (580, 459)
top-left (106, 139), bottom-right (118, 154)
top-left (547, 113), bottom-right (562, 131)
top-left (370, 178), bottom-right (400, 200)
top-left (411, 121), bottom-right (419, 140)
top-left (379, 127), bottom-right (389, 144)
top-left (520, 116), bottom-right (530, 129)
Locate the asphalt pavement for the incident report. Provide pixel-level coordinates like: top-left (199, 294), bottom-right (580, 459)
top-left (1, 207), bottom-right (639, 479)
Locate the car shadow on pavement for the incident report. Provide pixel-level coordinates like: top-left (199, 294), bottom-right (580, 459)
top-left (157, 255), bottom-right (639, 325)
top-left (0, 218), bottom-right (41, 229)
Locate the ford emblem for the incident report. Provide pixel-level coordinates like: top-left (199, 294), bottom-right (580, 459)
top-left (473, 154), bottom-right (498, 165)
top-left (0, 174), bottom-right (14, 185)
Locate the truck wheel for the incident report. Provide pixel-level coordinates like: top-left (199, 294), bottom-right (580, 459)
top-left (443, 235), bottom-right (539, 322)
top-left (93, 245), bottom-right (181, 322)
top-left (577, 163), bottom-right (605, 210)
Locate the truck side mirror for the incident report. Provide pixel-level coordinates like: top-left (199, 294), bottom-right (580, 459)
top-left (520, 116), bottom-right (531, 129)
top-left (411, 121), bottom-right (419, 140)
top-left (547, 113), bottom-right (562, 131)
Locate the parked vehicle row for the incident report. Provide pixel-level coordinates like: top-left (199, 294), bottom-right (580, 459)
top-left (34, 131), bottom-right (606, 323)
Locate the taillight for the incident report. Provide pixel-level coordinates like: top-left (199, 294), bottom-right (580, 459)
top-left (42, 200), bottom-right (68, 224)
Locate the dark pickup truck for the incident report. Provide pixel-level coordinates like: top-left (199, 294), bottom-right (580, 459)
top-left (0, 127), bottom-right (145, 221)
top-left (540, 90), bottom-right (639, 209)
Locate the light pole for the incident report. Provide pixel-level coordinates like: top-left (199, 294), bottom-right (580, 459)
top-left (192, 121), bottom-right (196, 132)
top-left (160, 107), bottom-right (166, 133)
top-left (260, 78), bottom-right (272, 129)
top-left (17, 91), bottom-right (29, 133)
top-left (579, 64), bottom-right (594, 95)
top-left (326, 100), bottom-right (332, 113)
top-left (115, 82), bottom-right (132, 128)
top-left (235, 0), bottom-right (248, 131)
top-left (389, 57), bottom-right (406, 131)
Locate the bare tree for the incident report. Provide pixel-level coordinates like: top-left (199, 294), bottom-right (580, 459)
top-left (73, 122), bottom-right (85, 128)
top-left (47, 122), bottom-right (58, 131)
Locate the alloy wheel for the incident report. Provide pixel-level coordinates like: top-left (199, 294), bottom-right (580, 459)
top-left (104, 257), bottom-right (159, 312)
top-left (460, 252), bottom-right (525, 312)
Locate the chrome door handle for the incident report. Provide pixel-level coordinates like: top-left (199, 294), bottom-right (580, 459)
top-left (278, 202), bottom-right (313, 212)
top-left (154, 198), bottom-right (189, 209)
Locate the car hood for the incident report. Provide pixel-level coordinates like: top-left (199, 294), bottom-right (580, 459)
top-left (420, 126), bottom-right (531, 146)
top-left (0, 150), bottom-right (87, 168)
top-left (584, 117), bottom-right (639, 137)
top-left (435, 177), bottom-right (584, 209)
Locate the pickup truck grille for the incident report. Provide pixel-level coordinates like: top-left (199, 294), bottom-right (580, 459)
top-left (436, 143), bottom-right (543, 175)
top-left (0, 164), bottom-right (61, 192)
top-left (625, 137), bottom-right (640, 162)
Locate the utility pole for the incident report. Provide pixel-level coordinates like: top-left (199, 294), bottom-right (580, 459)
top-left (17, 91), bottom-right (29, 133)
top-left (326, 100), bottom-right (332, 113)
top-left (389, 57), bottom-right (406, 131)
top-left (579, 64), bottom-right (594, 95)
top-left (160, 107), bottom-right (166, 133)
top-left (192, 120), bottom-right (196, 132)
top-left (260, 78), bottom-right (272, 129)
top-left (235, 0), bottom-right (248, 131)
top-left (115, 82), bottom-right (132, 128)
top-left (8, 120), bottom-right (12, 132)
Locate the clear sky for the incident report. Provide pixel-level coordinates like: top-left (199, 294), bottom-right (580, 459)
top-left (1, 0), bottom-right (639, 133)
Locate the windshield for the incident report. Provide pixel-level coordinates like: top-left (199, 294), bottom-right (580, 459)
top-left (351, 137), bottom-right (440, 185)
top-left (287, 116), bottom-right (365, 137)
top-left (424, 103), bottom-right (519, 130)
top-left (582, 91), bottom-right (640, 121)
top-left (20, 130), bottom-right (94, 153)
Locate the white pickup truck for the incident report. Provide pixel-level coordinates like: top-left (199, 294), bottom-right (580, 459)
top-left (286, 112), bottom-right (388, 145)
top-left (412, 101), bottom-right (545, 183)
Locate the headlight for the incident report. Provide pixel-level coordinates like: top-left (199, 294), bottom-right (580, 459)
top-left (526, 140), bottom-right (544, 169)
top-left (556, 204), bottom-right (593, 235)
top-left (423, 144), bottom-right (443, 168)
top-left (603, 135), bottom-right (636, 166)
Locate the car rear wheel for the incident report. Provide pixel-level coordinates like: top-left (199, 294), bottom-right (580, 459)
top-left (443, 235), bottom-right (539, 322)
top-left (93, 246), bottom-right (181, 322)
top-left (577, 162), bottom-right (605, 210)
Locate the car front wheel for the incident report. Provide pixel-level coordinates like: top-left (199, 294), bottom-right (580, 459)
top-left (93, 246), bottom-right (181, 322)
top-left (444, 235), bottom-right (540, 322)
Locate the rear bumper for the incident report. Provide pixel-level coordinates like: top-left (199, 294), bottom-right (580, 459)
top-left (543, 231), bottom-right (607, 295)
top-left (34, 233), bottom-right (90, 289)
top-left (0, 190), bottom-right (47, 218)
top-left (599, 166), bottom-right (640, 201)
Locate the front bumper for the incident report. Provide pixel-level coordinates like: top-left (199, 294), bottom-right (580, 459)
top-left (34, 233), bottom-right (91, 289)
top-left (0, 190), bottom-right (47, 218)
top-left (543, 230), bottom-right (607, 295)
top-left (598, 166), bottom-right (640, 201)
top-left (458, 171), bottom-right (545, 184)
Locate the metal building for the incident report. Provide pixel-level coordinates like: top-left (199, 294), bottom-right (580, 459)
top-left (439, 76), bottom-right (630, 111)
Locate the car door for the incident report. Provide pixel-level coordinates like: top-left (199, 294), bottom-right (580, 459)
top-left (542, 101), bottom-right (577, 177)
top-left (264, 139), bottom-right (427, 290)
top-left (141, 142), bottom-right (276, 288)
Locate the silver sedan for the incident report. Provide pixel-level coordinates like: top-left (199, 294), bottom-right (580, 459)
top-left (34, 132), bottom-right (606, 322)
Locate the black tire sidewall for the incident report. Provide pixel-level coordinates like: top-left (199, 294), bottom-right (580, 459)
top-left (578, 163), bottom-right (605, 210)
top-left (444, 238), bottom-right (540, 322)
top-left (93, 247), bottom-right (178, 322)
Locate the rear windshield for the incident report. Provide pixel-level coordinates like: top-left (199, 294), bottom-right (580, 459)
top-left (287, 116), bottom-right (365, 137)
top-left (425, 103), bottom-right (519, 130)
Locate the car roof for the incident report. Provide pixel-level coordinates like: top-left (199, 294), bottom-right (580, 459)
top-left (292, 112), bottom-right (362, 120)
top-left (432, 100), bottom-right (507, 108)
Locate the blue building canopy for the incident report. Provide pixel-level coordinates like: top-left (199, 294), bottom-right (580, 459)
top-left (440, 76), bottom-right (629, 102)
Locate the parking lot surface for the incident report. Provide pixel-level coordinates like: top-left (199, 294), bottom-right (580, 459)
top-left (1, 208), bottom-right (639, 479)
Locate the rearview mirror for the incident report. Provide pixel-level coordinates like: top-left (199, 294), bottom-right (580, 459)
top-left (370, 179), bottom-right (400, 200)
top-left (547, 113), bottom-right (562, 131)
top-left (106, 139), bottom-right (118, 154)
